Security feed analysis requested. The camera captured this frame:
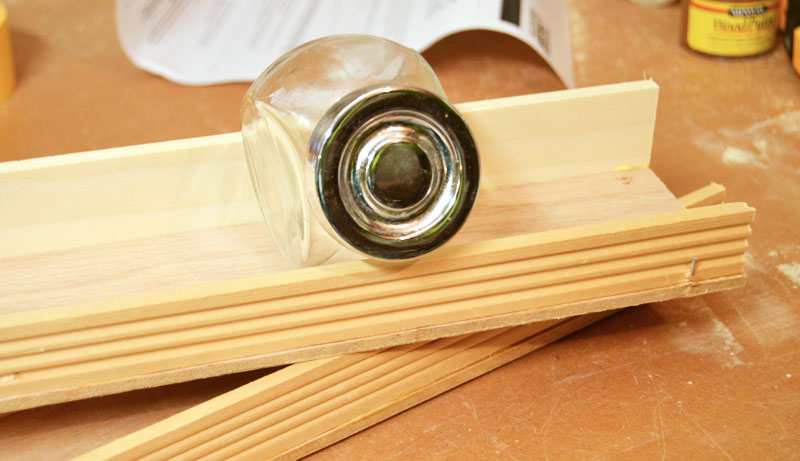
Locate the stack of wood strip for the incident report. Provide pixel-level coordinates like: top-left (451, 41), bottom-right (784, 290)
top-left (0, 81), bottom-right (670, 412)
top-left (76, 186), bottom-right (737, 461)
top-left (0, 199), bottom-right (753, 413)
top-left (0, 81), bottom-right (755, 459)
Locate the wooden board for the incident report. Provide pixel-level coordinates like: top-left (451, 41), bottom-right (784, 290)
top-left (0, 169), bottom-right (680, 314)
top-left (678, 182), bottom-right (726, 208)
top-left (0, 81), bottom-right (658, 260)
top-left (76, 185), bottom-right (727, 461)
top-left (0, 80), bottom-right (755, 414)
top-left (0, 81), bottom-right (669, 412)
top-left (0, 197), bottom-right (754, 413)
top-left (456, 81), bottom-right (657, 189)
top-left (76, 314), bottom-right (614, 461)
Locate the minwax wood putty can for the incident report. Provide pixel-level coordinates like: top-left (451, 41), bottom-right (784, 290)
top-left (685, 0), bottom-right (779, 56)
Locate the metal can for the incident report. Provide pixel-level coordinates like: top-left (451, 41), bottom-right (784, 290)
top-left (241, 35), bottom-right (480, 267)
top-left (684, 0), bottom-right (779, 57)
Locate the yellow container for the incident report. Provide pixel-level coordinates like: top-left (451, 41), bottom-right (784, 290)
top-left (0, 3), bottom-right (15, 103)
top-left (685, 0), bottom-right (779, 57)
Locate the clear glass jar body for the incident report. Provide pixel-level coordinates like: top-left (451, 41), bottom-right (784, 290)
top-left (242, 35), bottom-right (479, 267)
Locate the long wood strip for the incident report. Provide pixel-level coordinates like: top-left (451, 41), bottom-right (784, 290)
top-left (0, 225), bottom-right (750, 359)
top-left (179, 337), bottom-right (479, 460)
top-left (74, 311), bottom-right (629, 461)
top-left (2, 275), bottom-right (746, 416)
top-left (0, 254), bottom-right (746, 396)
top-left (0, 202), bottom-right (753, 341)
top-left (216, 331), bottom-right (517, 460)
top-left (76, 184), bottom-right (732, 461)
top-left (0, 238), bottom-right (748, 375)
top-left (93, 334), bottom-right (509, 461)
top-left (0, 217), bottom-right (752, 368)
top-left (1, 168), bottom-right (680, 316)
top-left (679, 182), bottom-right (726, 208)
top-left (281, 313), bottom-right (612, 461)
top-left (76, 315), bottom-right (602, 461)
top-left (0, 81), bottom-right (658, 260)
top-left (226, 332), bottom-right (536, 460)
top-left (0, 256), bottom-right (746, 406)
top-left (0, 204), bottom-right (753, 412)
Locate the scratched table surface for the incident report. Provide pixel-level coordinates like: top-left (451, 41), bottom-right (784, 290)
top-left (1, 1), bottom-right (799, 459)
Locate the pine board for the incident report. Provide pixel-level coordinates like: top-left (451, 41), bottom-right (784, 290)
top-left (0, 81), bottom-right (658, 259)
top-left (74, 186), bottom-right (735, 461)
top-left (0, 198), bottom-right (754, 413)
top-left (0, 169), bottom-right (678, 314)
top-left (0, 80), bottom-right (755, 416)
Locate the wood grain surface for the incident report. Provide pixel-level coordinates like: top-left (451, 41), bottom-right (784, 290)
top-left (0, 81), bottom-right (657, 262)
top-left (6, 169), bottom-right (755, 413)
top-left (0, 168), bottom-right (678, 314)
top-left (78, 186), bottom-right (736, 461)
top-left (1, 0), bottom-right (798, 459)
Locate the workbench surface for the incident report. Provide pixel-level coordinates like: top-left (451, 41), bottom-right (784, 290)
top-left (1, 1), bottom-right (798, 459)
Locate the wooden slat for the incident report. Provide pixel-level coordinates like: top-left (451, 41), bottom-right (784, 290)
top-left (457, 80), bottom-right (657, 189)
top-left (74, 319), bottom-right (567, 460)
top-left (679, 182), bottom-right (726, 208)
top-left (0, 200), bottom-right (751, 340)
top-left (0, 81), bottom-right (657, 259)
top-left (0, 225), bottom-right (750, 359)
top-left (75, 184), bottom-right (738, 461)
top-left (0, 250), bottom-right (748, 377)
top-left (0, 168), bottom-right (682, 315)
top-left (0, 202), bottom-right (753, 413)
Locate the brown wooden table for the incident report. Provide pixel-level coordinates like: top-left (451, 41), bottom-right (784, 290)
top-left (1, 1), bottom-right (798, 458)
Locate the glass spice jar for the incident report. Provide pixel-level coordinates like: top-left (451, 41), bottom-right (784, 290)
top-left (241, 35), bottom-right (480, 267)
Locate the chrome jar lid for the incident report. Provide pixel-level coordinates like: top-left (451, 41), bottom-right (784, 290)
top-left (309, 85), bottom-right (480, 260)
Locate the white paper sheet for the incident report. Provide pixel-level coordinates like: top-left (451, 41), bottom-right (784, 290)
top-left (116, 0), bottom-right (573, 87)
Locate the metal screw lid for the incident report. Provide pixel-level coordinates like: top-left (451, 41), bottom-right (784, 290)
top-left (308, 85), bottom-right (480, 260)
